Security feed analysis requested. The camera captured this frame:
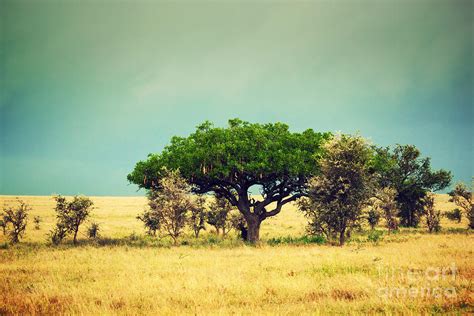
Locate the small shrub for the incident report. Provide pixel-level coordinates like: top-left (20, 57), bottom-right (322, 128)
top-left (206, 235), bottom-right (219, 244)
top-left (0, 219), bottom-right (6, 235)
top-left (2, 200), bottom-right (30, 243)
top-left (229, 213), bottom-right (247, 241)
top-left (49, 223), bottom-right (68, 246)
top-left (128, 232), bottom-right (140, 241)
top-left (423, 194), bottom-right (441, 233)
top-left (267, 235), bottom-right (326, 246)
top-left (366, 208), bottom-right (381, 230)
top-left (137, 210), bottom-right (160, 236)
top-left (87, 222), bottom-right (100, 239)
top-left (33, 216), bottom-right (42, 230)
top-left (207, 195), bottom-right (233, 236)
top-left (373, 187), bottom-right (399, 233)
top-left (449, 182), bottom-right (473, 229)
top-left (367, 230), bottom-right (384, 244)
top-left (189, 195), bottom-right (207, 238)
top-left (52, 195), bottom-right (94, 245)
top-left (444, 208), bottom-right (462, 223)
top-left (301, 235), bottom-right (326, 244)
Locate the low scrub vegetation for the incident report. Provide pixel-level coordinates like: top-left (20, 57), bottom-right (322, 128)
top-left (50, 195), bottom-right (94, 245)
top-left (1, 199), bottom-right (30, 243)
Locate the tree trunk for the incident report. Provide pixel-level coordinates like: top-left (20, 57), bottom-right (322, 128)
top-left (339, 228), bottom-right (346, 246)
top-left (73, 228), bottom-right (78, 245)
top-left (172, 235), bottom-right (178, 245)
top-left (246, 215), bottom-right (261, 244)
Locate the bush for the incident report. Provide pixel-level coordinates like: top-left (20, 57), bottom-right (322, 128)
top-left (33, 216), bottom-right (42, 230)
top-left (367, 230), bottom-right (384, 244)
top-left (444, 209), bottom-right (462, 223)
top-left (0, 219), bottom-right (6, 235)
top-left (87, 222), bottom-right (100, 239)
top-left (229, 213), bottom-right (247, 241)
top-left (137, 210), bottom-right (160, 236)
top-left (449, 182), bottom-right (473, 229)
top-left (423, 194), bottom-right (441, 233)
top-left (366, 208), bottom-right (381, 230)
top-left (2, 200), bottom-right (30, 243)
top-left (267, 235), bottom-right (326, 246)
top-left (52, 195), bottom-right (94, 245)
top-left (207, 195), bottom-right (233, 236)
top-left (189, 195), bottom-right (206, 238)
top-left (49, 223), bottom-right (68, 246)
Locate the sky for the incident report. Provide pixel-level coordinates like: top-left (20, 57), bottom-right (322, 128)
top-left (1, 0), bottom-right (472, 196)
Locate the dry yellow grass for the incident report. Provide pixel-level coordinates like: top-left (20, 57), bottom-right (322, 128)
top-left (0, 195), bottom-right (473, 314)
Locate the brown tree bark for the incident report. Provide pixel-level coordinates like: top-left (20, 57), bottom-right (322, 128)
top-left (339, 228), bottom-right (346, 246)
top-left (245, 214), bottom-right (261, 244)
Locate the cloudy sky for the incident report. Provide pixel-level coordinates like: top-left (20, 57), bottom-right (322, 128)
top-left (1, 0), bottom-right (472, 195)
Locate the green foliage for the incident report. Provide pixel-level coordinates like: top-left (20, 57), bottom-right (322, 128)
top-left (374, 145), bottom-right (451, 227)
top-left (128, 119), bottom-right (330, 191)
top-left (128, 119), bottom-right (331, 243)
top-left (51, 195), bottom-right (94, 245)
top-left (146, 169), bottom-right (193, 244)
top-left (1, 199), bottom-right (30, 243)
top-left (444, 208), bottom-right (462, 223)
top-left (267, 235), bottom-right (326, 246)
top-left (299, 134), bottom-right (377, 246)
top-left (367, 230), bottom-right (384, 244)
top-left (449, 181), bottom-right (473, 229)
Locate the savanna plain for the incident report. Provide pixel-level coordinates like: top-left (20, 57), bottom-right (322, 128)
top-left (0, 195), bottom-right (472, 315)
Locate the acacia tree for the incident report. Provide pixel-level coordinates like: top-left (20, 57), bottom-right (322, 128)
top-left (52, 195), bottom-right (94, 245)
top-left (2, 200), bottom-right (30, 243)
top-left (449, 182), bottom-right (473, 229)
top-left (128, 119), bottom-right (330, 243)
top-left (299, 134), bottom-right (377, 246)
top-left (374, 145), bottom-right (451, 227)
top-left (147, 169), bottom-right (193, 244)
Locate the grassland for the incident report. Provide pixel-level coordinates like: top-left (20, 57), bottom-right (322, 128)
top-left (0, 195), bottom-right (473, 314)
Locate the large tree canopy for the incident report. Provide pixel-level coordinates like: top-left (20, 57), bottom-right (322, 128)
top-left (128, 119), bottom-right (331, 242)
top-left (374, 144), bottom-right (452, 227)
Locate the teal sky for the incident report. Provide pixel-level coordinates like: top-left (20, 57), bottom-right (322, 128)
top-left (1, 0), bottom-right (472, 196)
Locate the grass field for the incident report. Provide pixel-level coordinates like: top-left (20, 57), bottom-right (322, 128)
top-left (0, 195), bottom-right (473, 314)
